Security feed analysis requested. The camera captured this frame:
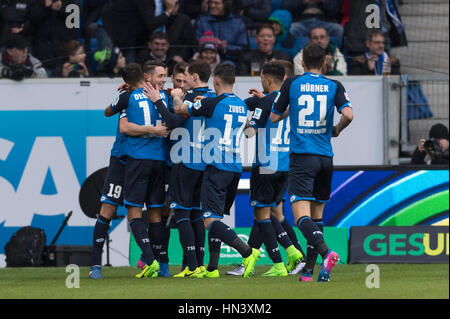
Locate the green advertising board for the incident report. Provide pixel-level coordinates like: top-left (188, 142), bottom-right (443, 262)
top-left (129, 226), bottom-right (348, 266)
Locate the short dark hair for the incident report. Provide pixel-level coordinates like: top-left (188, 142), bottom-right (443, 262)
top-left (150, 31), bottom-right (169, 43)
top-left (187, 60), bottom-right (211, 83)
top-left (142, 60), bottom-right (166, 74)
top-left (172, 61), bottom-right (188, 76)
top-left (5, 34), bottom-right (28, 50)
top-left (122, 63), bottom-right (145, 86)
top-left (274, 59), bottom-right (294, 77)
top-left (261, 61), bottom-right (285, 84)
top-left (62, 40), bottom-right (83, 57)
top-left (302, 44), bottom-right (326, 70)
top-left (366, 29), bottom-right (384, 42)
top-left (308, 26), bottom-right (328, 39)
top-left (214, 63), bottom-right (235, 86)
top-left (256, 24), bottom-right (275, 36)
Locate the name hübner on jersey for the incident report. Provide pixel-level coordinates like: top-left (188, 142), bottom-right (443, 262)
top-left (300, 83), bottom-right (329, 93)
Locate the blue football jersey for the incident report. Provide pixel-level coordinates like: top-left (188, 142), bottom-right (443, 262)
top-left (108, 91), bottom-right (130, 158)
top-left (120, 88), bottom-right (169, 160)
top-left (248, 91), bottom-right (290, 172)
top-left (174, 87), bottom-right (216, 171)
top-left (188, 93), bottom-right (247, 173)
top-left (273, 72), bottom-right (352, 157)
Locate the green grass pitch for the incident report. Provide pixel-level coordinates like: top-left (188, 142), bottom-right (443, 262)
top-left (0, 264), bottom-right (448, 299)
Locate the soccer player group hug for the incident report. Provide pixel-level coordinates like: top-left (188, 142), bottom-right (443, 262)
top-left (89, 43), bottom-right (354, 283)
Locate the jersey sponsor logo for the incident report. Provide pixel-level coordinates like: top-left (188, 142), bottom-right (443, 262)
top-left (112, 95), bottom-right (120, 107)
top-left (344, 92), bottom-right (350, 101)
top-left (253, 108), bottom-right (262, 120)
top-left (193, 100), bottom-right (202, 110)
top-left (203, 212), bottom-right (212, 218)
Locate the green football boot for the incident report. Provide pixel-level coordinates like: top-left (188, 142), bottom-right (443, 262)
top-left (261, 262), bottom-right (288, 277)
top-left (242, 248), bottom-right (261, 278)
top-left (135, 259), bottom-right (160, 278)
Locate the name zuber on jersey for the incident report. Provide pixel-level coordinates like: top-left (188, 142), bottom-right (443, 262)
top-left (170, 100), bottom-right (246, 164)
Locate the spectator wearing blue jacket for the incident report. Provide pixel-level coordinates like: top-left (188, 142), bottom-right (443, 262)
top-left (195, 0), bottom-right (247, 64)
top-left (268, 9), bottom-right (302, 59)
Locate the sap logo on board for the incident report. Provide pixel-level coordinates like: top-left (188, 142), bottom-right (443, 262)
top-left (0, 137), bottom-right (86, 226)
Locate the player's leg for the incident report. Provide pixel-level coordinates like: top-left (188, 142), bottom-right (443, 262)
top-left (170, 164), bottom-right (202, 277)
top-left (158, 166), bottom-right (172, 276)
top-left (126, 158), bottom-right (159, 278)
top-left (191, 171), bottom-right (205, 270)
top-left (272, 202), bottom-right (305, 257)
top-left (90, 203), bottom-right (116, 279)
top-left (254, 206), bottom-right (287, 277)
top-left (90, 156), bottom-right (125, 279)
top-left (197, 166), bottom-right (259, 278)
top-left (302, 201), bottom-right (325, 275)
top-left (289, 154), bottom-right (332, 281)
top-left (312, 157), bottom-right (338, 282)
top-left (249, 168), bottom-right (286, 276)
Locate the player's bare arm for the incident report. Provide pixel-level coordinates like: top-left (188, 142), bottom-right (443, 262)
top-left (332, 106), bottom-right (354, 137)
top-left (171, 88), bottom-right (189, 115)
top-left (119, 117), bottom-right (169, 137)
top-left (104, 105), bottom-right (116, 117)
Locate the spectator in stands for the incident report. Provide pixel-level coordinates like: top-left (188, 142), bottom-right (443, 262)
top-left (192, 30), bottom-right (221, 73)
top-left (280, 0), bottom-right (344, 49)
top-left (0, 0), bottom-right (33, 45)
top-left (181, 0), bottom-right (207, 21)
top-left (235, 0), bottom-right (272, 35)
top-left (102, 0), bottom-right (178, 63)
top-left (236, 24), bottom-right (291, 76)
top-left (56, 40), bottom-right (90, 78)
top-left (268, 9), bottom-right (303, 59)
top-left (30, 0), bottom-right (79, 75)
top-left (411, 124), bottom-right (449, 165)
top-left (165, 0), bottom-right (196, 63)
top-left (136, 31), bottom-right (177, 76)
top-left (171, 61), bottom-right (188, 92)
top-left (348, 29), bottom-right (400, 76)
top-left (345, 0), bottom-right (407, 56)
top-left (0, 34), bottom-right (47, 80)
top-left (82, 0), bottom-right (112, 52)
top-left (293, 26), bottom-right (346, 75)
top-left (94, 47), bottom-right (126, 78)
top-left (195, 0), bottom-right (247, 65)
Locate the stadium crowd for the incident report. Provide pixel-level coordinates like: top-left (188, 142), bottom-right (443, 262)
top-left (0, 0), bottom-right (406, 80)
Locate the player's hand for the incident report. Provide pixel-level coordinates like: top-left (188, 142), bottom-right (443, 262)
top-left (249, 88), bottom-right (265, 99)
top-left (143, 82), bottom-right (162, 103)
top-left (152, 123), bottom-right (170, 138)
top-left (117, 83), bottom-right (131, 92)
top-left (170, 88), bottom-right (184, 99)
top-left (418, 139), bottom-right (426, 152)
